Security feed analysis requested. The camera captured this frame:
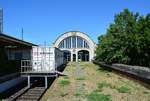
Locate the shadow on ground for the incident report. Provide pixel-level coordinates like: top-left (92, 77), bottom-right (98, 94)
top-left (0, 63), bottom-right (68, 100)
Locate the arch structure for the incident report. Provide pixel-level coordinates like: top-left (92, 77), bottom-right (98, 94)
top-left (53, 31), bottom-right (96, 62)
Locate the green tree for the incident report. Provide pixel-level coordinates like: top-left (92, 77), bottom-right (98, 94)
top-left (96, 9), bottom-right (150, 67)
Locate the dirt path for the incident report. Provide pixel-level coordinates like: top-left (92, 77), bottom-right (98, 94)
top-left (41, 62), bottom-right (150, 101)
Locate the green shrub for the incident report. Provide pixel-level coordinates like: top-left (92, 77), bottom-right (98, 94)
top-left (87, 91), bottom-right (111, 101)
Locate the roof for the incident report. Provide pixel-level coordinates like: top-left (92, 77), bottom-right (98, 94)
top-left (0, 32), bottom-right (37, 47)
top-left (53, 31), bottom-right (96, 45)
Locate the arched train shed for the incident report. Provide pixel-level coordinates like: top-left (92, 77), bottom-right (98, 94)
top-left (53, 31), bottom-right (96, 62)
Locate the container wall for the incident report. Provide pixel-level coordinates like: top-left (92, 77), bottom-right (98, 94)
top-left (31, 46), bottom-right (65, 72)
top-left (32, 46), bottom-right (55, 72)
top-left (54, 48), bottom-right (64, 69)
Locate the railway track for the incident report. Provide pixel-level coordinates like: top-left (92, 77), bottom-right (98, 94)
top-left (6, 80), bottom-right (47, 101)
top-left (15, 87), bottom-right (46, 101)
top-left (93, 61), bottom-right (150, 88)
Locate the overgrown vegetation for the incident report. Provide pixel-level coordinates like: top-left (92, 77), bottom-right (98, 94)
top-left (59, 92), bottom-right (68, 97)
top-left (59, 79), bottom-right (70, 87)
top-left (96, 9), bottom-right (150, 67)
top-left (97, 82), bottom-right (112, 91)
top-left (42, 62), bottom-right (150, 101)
top-left (117, 86), bottom-right (131, 93)
top-left (87, 91), bottom-right (111, 101)
top-left (76, 76), bottom-right (86, 80)
top-left (74, 91), bottom-right (81, 97)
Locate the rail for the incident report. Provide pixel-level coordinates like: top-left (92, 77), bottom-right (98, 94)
top-left (6, 80), bottom-right (46, 101)
top-left (93, 60), bottom-right (150, 85)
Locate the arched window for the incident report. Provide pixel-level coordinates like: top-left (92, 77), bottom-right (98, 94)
top-left (58, 36), bottom-right (89, 49)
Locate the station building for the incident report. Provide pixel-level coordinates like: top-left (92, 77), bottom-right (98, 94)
top-left (53, 31), bottom-right (96, 62)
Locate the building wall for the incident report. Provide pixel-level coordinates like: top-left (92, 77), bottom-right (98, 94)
top-left (7, 48), bottom-right (31, 60)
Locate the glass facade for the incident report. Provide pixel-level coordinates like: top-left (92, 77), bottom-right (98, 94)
top-left (58, 36), bottom-right (89, 49)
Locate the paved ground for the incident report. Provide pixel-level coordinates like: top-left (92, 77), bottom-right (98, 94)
top-left (41, 62), bottom-right (150, 101)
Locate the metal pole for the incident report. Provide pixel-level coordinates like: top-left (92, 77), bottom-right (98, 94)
top-left (45, 76), bottom-right (47, 88)
top-left (28, 76), bottom-right (30, 88)
top-left (21, 28), bottom-right (24, 40)
top-left (71, 37), bottom-right (72, 48)
top-left (0, 8), bottom-right (3, 33)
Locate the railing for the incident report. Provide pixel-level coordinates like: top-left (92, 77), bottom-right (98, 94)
top-left (21, 60), bottom-right (56, 73)
top-left (21, 60), bottom-right (32, 73)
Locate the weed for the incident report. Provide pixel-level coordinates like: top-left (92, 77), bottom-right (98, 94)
top-left (87, 91), bottom-right (111, 101)
top-left (93, 89), bottom-right (102, 92)
top-left (106, 73), bottom-right (111, 77)
top-left (143, 91), bottom-right (149, 94)
top-left (63, 76), bottom-right (69, 79)
top-left (76, 77), bottom-right (86, 80)
top-left (98, 68), bottom-right (112, 73)
top-left (59, 92), bottom-right (68, 97)
top-left (97, 82), bottom-right (112, 91)
top-left (117, 86), bottom-right (131, 93)
top-left (59, 79), bottom-right (70, 86)
top-left (74, 92), bottom-right (81, 97)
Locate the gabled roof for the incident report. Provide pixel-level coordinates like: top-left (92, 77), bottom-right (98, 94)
top-left (0, 32), bottom-right (37, 47)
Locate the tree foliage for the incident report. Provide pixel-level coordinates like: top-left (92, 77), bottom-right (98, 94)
top-left (96, 9), bottom-right (150, 67)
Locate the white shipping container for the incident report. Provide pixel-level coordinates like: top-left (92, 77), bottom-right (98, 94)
top-left (31, 46), bottom-right (64, 72)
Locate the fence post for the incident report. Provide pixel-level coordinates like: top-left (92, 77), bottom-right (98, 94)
top-left (28, 76), bottom-right (30, 88)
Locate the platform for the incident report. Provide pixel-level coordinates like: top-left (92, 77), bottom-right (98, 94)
top-left (21, 71), bottom-right (58, 77)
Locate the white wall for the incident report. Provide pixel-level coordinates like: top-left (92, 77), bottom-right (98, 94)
top-left (31, 46), bottom-right (64, 72)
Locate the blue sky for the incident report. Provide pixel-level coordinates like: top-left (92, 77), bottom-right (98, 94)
top-left (0, 0), bottom-right (149, 45)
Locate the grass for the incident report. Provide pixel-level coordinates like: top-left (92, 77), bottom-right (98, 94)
top-left (63, 76), bottom-right (69, 79)
top-left (59, 92), bottom-right (68, 97)
top-left (59, 79), bottom-right (70, 87)
top-left (97, 82), bottom-right (112, 91)
top-left (41, 62), bottom-right (150, 101)
top-left (87, 91), bottom-right (111, 101)
top-left (143, 91), bottom-right (149, 94)
top-left (76, 76), bottom-right (86, 80)
top-left (117, 86), bottom-right (131, 93)
top-left (74, 91), bottom-right (81, 97)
